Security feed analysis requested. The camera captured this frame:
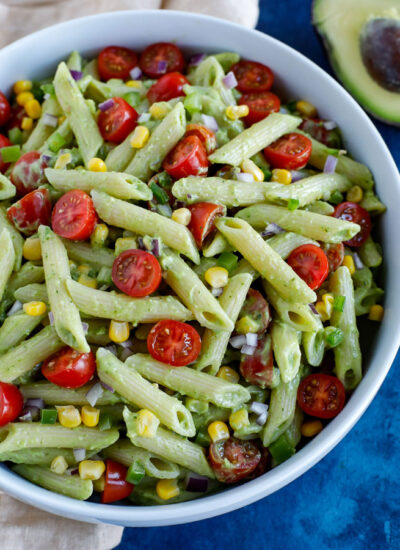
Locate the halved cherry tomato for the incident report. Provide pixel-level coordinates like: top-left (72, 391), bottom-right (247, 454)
top-left (101, 459), bottom-right (134, 503)
top-left (264, 133), bottom-right (312, 170)
top-left (209, 437), bottom-right (261, 483)
top-left (41, 347), bottom-right (96, 389)
top-left (6, 105), bottom-right (25, 131)
top-left (187, 202), bottom-right (224, 248)
top-left (185, 124), bottom-right (217, 154)
top-left (98, 46), bottom-right (138, 81)
top-left (299, 118), bottom-right (342, 149)
top-left (0, 134), bottom-right (12, 173)
top-left (239, 91), bottom-right (280, 125)
top-left (10, 151), bottom-right (47, 196)
top-left (333, 202), bottom-right (371, 247)
top-left (98, 97), bottom-right (138, 143)
top-left (0, 91), bottom-right (11, 127)
top-left (239, 289), bottom-right (271, 334)
top-left (232, 60), bottom-right (274, 93)
top-left (240, 333), bottom-right (274, 389)
top-left (51, 190), bottom-right (97, 241)
top-left (163, 135), bottom-right (208, 179)
top-left (140, 42), bottom-right (185, 79)
top-left (322, 242), bottom-right (344, 272)
top-left (147, 72), bottom-right (189, 104)
top-left (297, 373), bottom-right (346, 419)
top-left (287, 244), bottom-right (329, 290)
top-left (112, 249), bottom-right (162, 297)
top-left (147, 320), bottom-right (201, 366)
top-left (0, 382), bottom-right (23, 427)
top-left (7, 188), bottom-right (51, 235)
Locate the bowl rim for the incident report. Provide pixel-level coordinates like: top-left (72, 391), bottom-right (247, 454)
top-left (0, 8), bottom-right (399, 527)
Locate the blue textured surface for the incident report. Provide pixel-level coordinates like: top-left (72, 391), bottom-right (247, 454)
top-left (118, 1), bottom-right (400, 548)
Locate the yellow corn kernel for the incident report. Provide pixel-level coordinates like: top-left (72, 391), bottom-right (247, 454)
top-left (79, 460), bottom-right (106, 481)
top-left (207, 420), bottom-right (230, 443)
top-left (315, 293), bottom-right (334, 322)
top-left (115, 237), bottom-right (138, 256)
top-left (225, 105), bottom-right (249, 120)
top-left (346, 185), bottom-right (363, 203)
top-left (171, 208), bottom-right (191, 226)
top-left (81, 405), bottom-right (100, 427)
top-left (109, 320), bottom-right (130, 343)
top-left (126, 80), bottom-right (142, 88)
top-left (368, 304), bottom-right (384, 322)
top-left (149, 103), bottom-right (170, 119)
top-left (240, 158), bottom-right (265, 182)
top-left (229, 408), bottom-right (250, 431)
top-left (156, 479), bottom-right (180, 500)
top-left (88, 157), bottom-right (107, 172)
top-left (21, 117), bottom-right (33, 131)
top-left (78, 273), bottom-right (97, 289)
top-left (24, 99), bottom-right (42, 119)
top-left (217, 366), bottom-right (240, 384)
top-left (271, 168), bottom-right (292, 185)
top-left (204, 266), bottom-right (229, 289)
top-left (296, 100), bottom-right (317, 118)
top-left (342, 255), bottom-right (355, 275)
top-left (16, 91), bottom-right (34, 106)
top-left (235, 315), bottom-right (259, 334)
top-left (56, 405), bottom-right (81, 428)
top-left (91, 223), bottom-right (109, 247)
top-left (135, 324), bottom-right (152, 340)
top-left (13, 80), bottom-right (32, 95)
top-left (130, 126), bottom-right (150, 149)
top-left (77, 264), bottom-right (91, 274)
top-left (93, 475), bottom-right (105, 492)
top-left (23, 237), bottom-right (42, 260)
top-left (23, 301), bottom-right (47, 316)
top-left (301, 419), bottom-right (323, 437)
top-left (50, 455), bottom-right (69, 475)
top-left (58, 115), bottom-right (67, 125)
top-left (137, 409), bottom-right (160, 438)
top-left (54, 152), bottom-right (72, 170)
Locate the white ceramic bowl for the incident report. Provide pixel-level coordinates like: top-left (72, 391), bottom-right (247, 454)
top-left (0, 9), bottom-right (399, 528)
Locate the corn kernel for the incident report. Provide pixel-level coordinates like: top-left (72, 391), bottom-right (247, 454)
top-left (88, 157), bottom-right (107, 172)
top-left (368, 304), bottom-right (384, 322)
top-left (235, 315), bottom-right (259, 334)
top-left (296, 100), bottom-right (317, 118)
top-left (23, 301), bottom-right (47, 316)
top-left (342, 255), bottom-right (355, 275)
top-left (217, 366), bottom-right (240, 383)
top-left (79, 460), bottom-right (106, 481)
top-left (77, 264), bottom-right (91, 274)
top-left (301, 419), bottom-right (323, 437)
top-left (229, 408), bottom-right (250, 431)
top-left (271, 168), bottom-right (292, 185)
top-left (56, 405), bottom-right (81, 428)
top-left (54, 152), bottom-right (72, 170)
top-left (25, 99), bottom-right (42, 119)
top-left (135, 324), bottom-right (152, 340)
top-left (149, 103), bottom-right (170, 119)
top-left (171, 208), bottom-right (191, 226)
top-left (346, 185), bottom-right (363, 203)
top-left (137, 409), bottom-right (160, 438)
top-left (109, 320), bottom-right (130, 343)
top-left (81, 405), bottom-right (100, 427)
top-left (208, 420), bottom-right (230, 443)
top-left (156, 479), bottom-right (180, 500)
top-left (21, 117), bottom-right (33, 131)
top-left (23, 237), bottom-right (42, 260)
top-left (13, 80), bottom-right (32, 95)
top-left (315, 293), bottom-right (334, 322)
top-left (93, 475), bottom-right (105, 492)
top-left (115, 237), bottom-right (138, 256)
top-left (91, 223), bottom-right (109, 247)
top-left (240, 158), bottom-right (265, 182)
top-left (50, 455), bottom-right (69, 475)
top-left (16, 91), bottom-right (34, 106)
top-left (58, 115), bottom-right (67, 125)
top-left (226, 105), bottom-right (249, 120)
top-left (126, 80), bottom-right (142, 88)
top-left (204, 266), bottom-right (229, 288)
top-left (130, 126), bottom-right (150, 149)
top-left (78, 273), bottom-right (97, 289)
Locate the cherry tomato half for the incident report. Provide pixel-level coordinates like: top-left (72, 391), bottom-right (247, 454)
top-left (101, 459), bottom-right (134, 503)
top-left (6, 105), bottom-right (25, 131)
top-left (333, 202), bottom-right (371, 247)
top-left (264, 133), bottom-right (312, 170)
top-left (10, 151), bottom-right (47, 196)
top-left (98, 97), bottom-right (138, 143)
top-left (41, 347), bottom-right (96, 389)
top-left (322, 242), bottom-right (344, 272)
top-left (239, 91), bottom-right (280, 125)
top-left (185, 123), bottom-right (217, 154)
top-left (147, 320), bottom-right (201, 366)
top-left (209, 437), bottom-right (261, 483)
top-left (187, 202), bottom-right (224, 248)
top-left (139, 42), bottom-right (185, 79)
top-left (239, 289), bottom-right (271, 334)
top-left (98, 46), bottom-right (138, 81)
top-left (163, 135), bottom-right (208, 179)
top-left (0, 91), bottom-right (11, 127)
top-left (287, 244), bottom-right (329, 290)
top-left (299, 118), bottom-right (342, 149)
top-left (147, 72), bottom-right (189, 104)
top-left (112, 249), bottom-right (162, 297)
top-left (51, 190), bottom-right (97, 241)
top-left (232, 60), bottom-right (274, 93)
top-left (297, 373), bottom-right (346, 419)
top-left (0, 382), bottom-right (23, 427)
top-left (240, 333), bottom-right (274, 389)
top-left (7, 188), bottom-right (51, 235)
top-left (0, 134), bottom-right (12, 173)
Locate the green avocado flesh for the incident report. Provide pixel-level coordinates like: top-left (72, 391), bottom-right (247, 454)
top-left (313, 0), bottom-right (400, 124)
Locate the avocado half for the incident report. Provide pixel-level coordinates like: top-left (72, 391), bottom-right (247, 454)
top-left (313, 0), bottom-right (400, 125)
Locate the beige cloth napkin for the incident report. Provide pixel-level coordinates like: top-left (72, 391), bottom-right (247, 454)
top-left (0, 1), bottom-right (259, 549)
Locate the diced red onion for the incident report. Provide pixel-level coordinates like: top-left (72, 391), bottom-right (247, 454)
top-left (353, 252), bottom-right (364, 270)
top-left (41, 154), bottom-right (51, 164)
top-left (323, 155), bottom-right (338, 174)
top-left (261, 222), bottom-right (284, 238)
top-left (138, 112), bottom-right (151, 123)
top-left (151, 239), bottom-right (160, 257)
top-left (240, 344), bottom-right (257, 356)
top-left (323, 120), bottom-right (337, 130)
top-left (309, 303), bottom-right (319, 315)
top-left (185, 472), bottom-right (209, 492)
top-left (138, 237), bottom-right (145, 250)
top-left (73, 448), bottom-right (86, 462)
top-left (82, 322), bottom-right (89, 334)
top-left (26, 398), bottom-right (45, 410)
top-left (66, 467), bottom-right (79, 476)
top-left (70, 70), bottom-right (83, 81)
top-left (188, 53), bottom-right (207, 67)
top-left (42, 113), bottom-right (58, 128)
top-left (119, 347), bottom-right (135, 361)
top-left (48, 311), bottom-right (54, 325)
top-left (291, 170), bottom-right (306, 182)
top-left (100, 380), bottom-right (115, 393)
top-left (19, 410), bottom-right (33, 422)
top-left (256, 410), bottom-right (268, 426)
top-left (229, 334), bottom-right (246, 349)
top-left (98, 99), bottom-right (115, 112)
top-left (105, 344), bottom-right (118, 356)
top-left (237, 172), bottom-right (254, 183)
top-left (7, 300), bottom-right (22, 316)
top-left (246, 333), bottom-right (258, 347)
top-left (211, 287), bottom-right (223, 297)
top-left (119, 339), bottom-right (133, 349)
top-left (129, 66), bottom-right (142, 80)
top-left (222, 71), bottom-right (237, 89)
top-left (85, 382), bottom-right (103, 407)
top-left (201, 114), bottom-right (218, 132)
top-left (157, 60), bottom-right (168, 74)
top-left (250, 401), bottom-right (268, 415)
